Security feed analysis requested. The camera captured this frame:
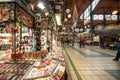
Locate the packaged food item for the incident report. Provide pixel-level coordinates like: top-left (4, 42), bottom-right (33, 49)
top-left (53, 74), bottom-right (60, 80)
top-left (57, 70), bottom-right (63, 77)
top-left (17, 76), bottom-right (23, 80)
top-left (45, 59), bottom-right (51, 65)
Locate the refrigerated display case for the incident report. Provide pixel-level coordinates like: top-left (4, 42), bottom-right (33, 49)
top-left (22, 45), bottom-right (66, 80)
top-left (0, 45), bottom-right (66, 80)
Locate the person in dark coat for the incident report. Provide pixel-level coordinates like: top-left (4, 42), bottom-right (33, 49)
top-left (61, 37), bottom-right (63, 44)
top-left (79, 38), bottom-right (82, 48)
top-left (113, 38), bottom-right (120, 61)
top-left (72, 39), bottom-right (74, 46)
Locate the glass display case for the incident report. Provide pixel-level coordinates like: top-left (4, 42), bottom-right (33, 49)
top-left (22, 45), bottom-right (66, 80)
top-left (0, 44), bottom-right (66, 80)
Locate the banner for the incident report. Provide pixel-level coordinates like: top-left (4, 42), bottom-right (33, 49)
top-left (72, 4), bottom-right (78, 23)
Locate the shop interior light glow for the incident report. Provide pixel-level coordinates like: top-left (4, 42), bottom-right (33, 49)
top-left (37, 2), bottom-right (45, 10)
top-left (66, 9), bottom-right (70, 13)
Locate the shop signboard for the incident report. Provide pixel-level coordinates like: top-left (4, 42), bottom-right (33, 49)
top-left (16, 5), bottom-right (33, 28)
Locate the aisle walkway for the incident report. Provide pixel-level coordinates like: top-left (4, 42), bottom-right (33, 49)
top-left (63, 44), bottom-right (120, 80)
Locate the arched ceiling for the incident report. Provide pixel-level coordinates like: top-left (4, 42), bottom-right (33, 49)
top-left (94, 0), bottom-right (120, 14)
top-left (60, 0), bottom-right (90, 28)
top-left (23, 0), bottom-right (91, 28)
top-left (23, 0), bottom-right (120, 29)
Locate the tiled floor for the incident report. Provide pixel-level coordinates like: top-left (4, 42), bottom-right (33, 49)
top-left (63, 43), bottom-right (120, 80)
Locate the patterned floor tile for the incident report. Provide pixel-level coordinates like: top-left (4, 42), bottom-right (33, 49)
top-left (106, 70), bottom-right (120, 80)
top-left (63, 44), bottom-right (120, 80)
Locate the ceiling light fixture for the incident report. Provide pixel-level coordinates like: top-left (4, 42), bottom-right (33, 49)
top-left (112, 10), bottom-right (118, 15)
top-left (66, 9), bottom-right (70, 13)
top-left (68, 14), bottom-right (71, 18)
top-left (64, 18), bottom-right (68, 21)
top-left (37, 2), bottom-right (45, 10)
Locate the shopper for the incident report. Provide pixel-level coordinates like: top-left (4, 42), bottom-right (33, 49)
top-left (113, 38), bottom-right (120, 61)
top-left (61, 37), bottom-right (63, 44)
top-left (67, 37), bottom-right (69, 45)
top-left (79, 38), bottom-right (82, 48)
top-left (47, 41), bottom-right (50, 52)
top-left (82, 38), bottom-right (85, 47)
top-left (72, 39), bottom-right (74, 46)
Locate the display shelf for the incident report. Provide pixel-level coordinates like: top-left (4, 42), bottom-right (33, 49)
top-left (0, 33), bottom-right (12, 44)
top-left (0, 49), bottom-right (12, 62)
top-left (0, 33), bottom-right (12, 51)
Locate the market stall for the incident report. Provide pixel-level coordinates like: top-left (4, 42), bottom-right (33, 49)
top-left (0, 1), bottom-right (66, 80)
top-left (0, 1), bottom-right (34, 60)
